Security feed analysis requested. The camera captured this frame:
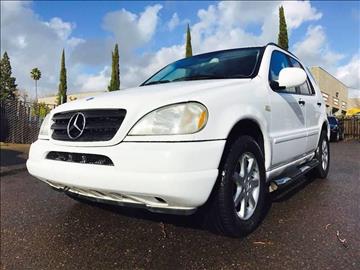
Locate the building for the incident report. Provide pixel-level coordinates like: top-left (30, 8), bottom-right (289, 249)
top-left (38, 91), bottom-right (107, 106)
top-left (310, 67), bottom-right (348, 116)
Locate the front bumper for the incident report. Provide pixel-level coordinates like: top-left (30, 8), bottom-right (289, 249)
top-left (27, 139), bottom-right (225, 213)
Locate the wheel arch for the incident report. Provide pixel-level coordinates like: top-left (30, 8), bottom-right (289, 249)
top-left (321, 120), bottom-right (330, 140)
top-left (218, 118), bottom-right (270, 171)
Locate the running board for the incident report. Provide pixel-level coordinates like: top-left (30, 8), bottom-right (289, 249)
top-left (269, 159), bottom-right (320, 193)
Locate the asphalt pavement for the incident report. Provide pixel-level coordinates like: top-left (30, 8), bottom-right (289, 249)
top-left (0, 144), bottom-right (29, 176)
top-left (1, 141), bottom-right (359, 269)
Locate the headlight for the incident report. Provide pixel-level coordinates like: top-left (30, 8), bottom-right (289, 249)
top-left (129, 102), bottom-right (208, 135)
top-left (38, 113), bottom-right (52, 139)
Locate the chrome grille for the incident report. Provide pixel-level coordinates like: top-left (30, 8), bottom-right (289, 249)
top-left (51, 109), bottom-right (126, 141)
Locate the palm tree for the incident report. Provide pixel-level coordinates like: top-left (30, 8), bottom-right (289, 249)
top-left (30, 68), bottom-right (41, 101)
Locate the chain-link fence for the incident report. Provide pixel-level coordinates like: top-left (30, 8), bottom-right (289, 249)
top-left (0, 100), bottom-right (56, 144)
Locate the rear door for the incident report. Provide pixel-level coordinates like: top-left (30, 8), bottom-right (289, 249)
top-left (267, 50), bottom-right (307, 168)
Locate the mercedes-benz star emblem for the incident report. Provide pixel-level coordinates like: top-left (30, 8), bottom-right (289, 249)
top-left (67, 112), bottom-right (86, 139)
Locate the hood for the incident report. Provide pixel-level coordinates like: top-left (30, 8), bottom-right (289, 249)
top-left (49, 78), bottom-right (253, 147)
top-left (53, 79), bottom-right (251, 113)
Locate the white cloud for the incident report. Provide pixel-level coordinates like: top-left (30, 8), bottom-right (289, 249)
top-left (293, 25), bottom-right (344, 70)
top-left (281, 1), bottom-right (322, 29)
top-left (0, 2), bottom-right (164, 97)
top-left (102, 4), bottom-right (162, 51)
top-left (117, 0), bottom-right (323, 88)
top-left (70, 4), bottom-right (164, 89)
top-left (168, 12), bottom-right (180, 31)
top-left (75, 66), bottom-right (110, 91)
top-left (43, 17), bottom-right (75, 40)
top-left (1, 0), bottom-right (355, 100)
top-left (0, 1), bottom-right (84, 98)
top-left (16, 35), bottom-right (28, 49)
top-left (336, 54), bottom-right (360, 97)
top-left (67, 37), bottom-right (85, 48)
top-left (188, 1), bottom-right (322, 54)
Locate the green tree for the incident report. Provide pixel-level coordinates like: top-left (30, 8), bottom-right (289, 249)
top-left (185, 24), bottom-right (193, 58)
top-left (30, 68), bottom-right (41, 102)
top-left (278, 6), bottom-right (289, 50)
top-left (108, 43), bottom-right (120, 91)
top-left (31, 102), bottom-right (51, 118)
top-left (0, 52), bottom-right (17, 101)
top-left (57, 49), bottom-right (67, 105)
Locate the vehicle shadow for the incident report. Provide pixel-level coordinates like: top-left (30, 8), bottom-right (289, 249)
top-left (79, 198), bottom-right (207, 231)
top-left (63, 174), bottom-right (322, 236)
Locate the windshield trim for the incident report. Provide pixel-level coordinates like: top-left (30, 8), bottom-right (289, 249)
top-left (141, 46), bottom-right (265, 86)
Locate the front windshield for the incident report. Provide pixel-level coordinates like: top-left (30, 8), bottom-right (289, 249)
top-left (142, 48), bottom-right (262, 86)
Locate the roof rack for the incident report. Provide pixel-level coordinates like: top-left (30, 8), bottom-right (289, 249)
top-left (265, 42), bottom-right (297, 58)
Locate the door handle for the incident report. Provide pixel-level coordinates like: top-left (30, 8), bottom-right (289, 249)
top-left (298, 99), bottom-right (305, 106)
top-left (317, 102), bottom-right (322, 106)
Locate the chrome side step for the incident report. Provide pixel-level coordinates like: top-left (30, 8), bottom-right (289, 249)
top-left (269, 159), bottom-right (319, 193)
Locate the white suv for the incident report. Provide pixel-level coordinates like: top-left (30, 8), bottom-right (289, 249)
top-left (27, 43), bottom-right (330, 237)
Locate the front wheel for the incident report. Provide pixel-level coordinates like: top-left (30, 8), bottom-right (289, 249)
top-left (206, 136), bottom-right (269, 237)
top-left (313, 131), bottom-right (330, 178)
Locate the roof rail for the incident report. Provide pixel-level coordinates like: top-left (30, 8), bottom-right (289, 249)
top-left (265, 42), bottom-right (297, 58)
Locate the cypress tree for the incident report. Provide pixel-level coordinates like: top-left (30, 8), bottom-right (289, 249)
top-left (57, 49), bottom-right (67, 105)
top-left (185, 24), bottom-right (193, 58)
top-left (108, 44), bottom-right (120, 91)
top-left (278, 6), bottom-right (289, 50)
top-left (0, 52), bottom-right (17, 101)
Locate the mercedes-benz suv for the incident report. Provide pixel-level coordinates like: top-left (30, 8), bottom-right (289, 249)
top-left (27, 43), bottom-right (330, 237)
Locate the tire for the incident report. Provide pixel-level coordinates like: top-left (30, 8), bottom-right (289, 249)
top-left (206, 135), bottom-right (269, 237)
top-left (336, 131), bottom-right (340, 142)
top-left (312, 131), bottom-right (330, 178)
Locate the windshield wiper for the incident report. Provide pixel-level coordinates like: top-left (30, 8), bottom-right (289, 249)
top-left (144, 80), bottom-right (170, 86)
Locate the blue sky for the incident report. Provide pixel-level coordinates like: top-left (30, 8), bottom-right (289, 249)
top-left (31, 1), bottom-right (359, 59)
top-left (32, 1), bottom-right (360, 56)
top-left (1, 1), bottom-right (359, 97)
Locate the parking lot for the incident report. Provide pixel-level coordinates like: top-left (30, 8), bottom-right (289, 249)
top-left (1, 141), bottom-right (359, 269)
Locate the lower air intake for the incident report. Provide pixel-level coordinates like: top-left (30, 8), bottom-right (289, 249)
top-left (46, 151), bottom-right (114, 166)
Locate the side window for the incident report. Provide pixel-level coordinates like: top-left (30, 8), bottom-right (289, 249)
top-left (269, 51), bottom-right (296, 94)
top-left (288, 57), bottom-right (313, 95)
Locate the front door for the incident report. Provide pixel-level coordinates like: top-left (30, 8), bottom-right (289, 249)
top-left (267, 50), bottom-right (307, 168)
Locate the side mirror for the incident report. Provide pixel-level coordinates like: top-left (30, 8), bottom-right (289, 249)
top-left (278, 67), bottom-right (307, 89)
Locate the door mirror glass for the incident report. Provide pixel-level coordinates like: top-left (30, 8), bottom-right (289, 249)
top-left (278, 67), bottom-right (307, 89)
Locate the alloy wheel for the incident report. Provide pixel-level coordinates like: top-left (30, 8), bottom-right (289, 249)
top-left (232, 152), bottom-right (260, 220)
top-left (322, 140), bottom-right (329, 170)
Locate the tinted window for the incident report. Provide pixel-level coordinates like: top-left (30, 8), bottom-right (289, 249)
top-left (269, 51), bottom-right (296, 93)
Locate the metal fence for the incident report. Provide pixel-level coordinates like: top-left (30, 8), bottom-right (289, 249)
top-left (0, 99), bottom-right (56, 144)
top-left (339, 117), bottom-right (360, 140)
